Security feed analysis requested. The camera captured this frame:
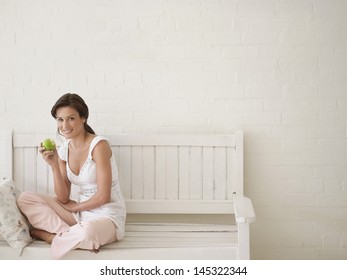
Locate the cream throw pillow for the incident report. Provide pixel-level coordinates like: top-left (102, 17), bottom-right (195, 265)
top-left (0, 179), bottom-right (32, 255)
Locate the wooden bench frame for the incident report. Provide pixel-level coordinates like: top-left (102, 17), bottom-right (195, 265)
top-left (1, 130), bottom-right (255, 260)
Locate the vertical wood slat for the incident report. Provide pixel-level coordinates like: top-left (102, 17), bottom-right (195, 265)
top-left (131, 146), bottom-right (143, 199)
top-left (4, 130), bottom-right (13, 180)
top-left (155, 147), bottom-right (166, 199)
top-left (14, 148), bottom-right (24, 192)
top-left (118, 147), bottom-right (132, 199)
top-left (24, 148), bottom-right (37, 192)
top-left (142, 146), bottom-right (155, 199)
top-left (227, 147), bottom-right (236, 199)
top-left (178, 147), bottom-right (190, 200)
top-left (214, 147), bottom-right (227, 200)
top-left (235, 130), bottom-right (244, 195)
top-left (190, 147), bottom-right (203, 200)
top-left (166, 146), bottom-right (179, 199)
top-left (202, 147), bottom-right (214, 200)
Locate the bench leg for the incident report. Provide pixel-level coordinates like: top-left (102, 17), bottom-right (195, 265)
top-left (238, 223), bottom-right (250, 260)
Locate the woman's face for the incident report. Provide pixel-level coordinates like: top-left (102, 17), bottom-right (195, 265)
top-left (55, 106), bottom-right (85, 139)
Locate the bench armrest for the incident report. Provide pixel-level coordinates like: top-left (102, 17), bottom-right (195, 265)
top-left (233, 194), bottom-right (256, 223)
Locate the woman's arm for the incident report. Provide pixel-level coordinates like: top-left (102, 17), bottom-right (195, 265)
top-left (39, 146), bottom-right (71, 204)
top-left (60, 140), bottom-right (112, 212)
top-left (53, 158), bottom-right (71, 203)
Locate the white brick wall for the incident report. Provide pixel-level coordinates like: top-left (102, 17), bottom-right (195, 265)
top-left (1, 0), bottom-right (347, 260)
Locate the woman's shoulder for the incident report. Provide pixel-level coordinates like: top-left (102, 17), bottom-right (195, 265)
top-left (89, 135), bottom-right (112, 159)
top-left (90, 135), bottom-right (110, 149)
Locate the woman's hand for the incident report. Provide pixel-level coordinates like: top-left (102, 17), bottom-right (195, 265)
top-left (39, 146), bottom-right (59, 168)
top-left (58, 199), bottom-right (78, 213)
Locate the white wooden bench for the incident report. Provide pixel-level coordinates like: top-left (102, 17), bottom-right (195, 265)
top-left (0, 130), bottom-right (255, 260)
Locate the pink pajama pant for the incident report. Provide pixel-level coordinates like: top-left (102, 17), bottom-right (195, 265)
top-left (17, 191), bottom-right (117, 259)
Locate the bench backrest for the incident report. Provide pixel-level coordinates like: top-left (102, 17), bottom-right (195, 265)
top-left (4, 131), bottom-right (244, 215)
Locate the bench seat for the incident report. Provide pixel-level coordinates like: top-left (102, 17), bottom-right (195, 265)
top-left (0, 222), bottom-right (238, 260)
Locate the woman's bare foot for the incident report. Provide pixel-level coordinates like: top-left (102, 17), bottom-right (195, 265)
top-left (30, 229), bottom-right (55, 244)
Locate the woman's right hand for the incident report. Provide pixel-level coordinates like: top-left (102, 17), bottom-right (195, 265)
top-left (39, 145), bottom-right (59, 168)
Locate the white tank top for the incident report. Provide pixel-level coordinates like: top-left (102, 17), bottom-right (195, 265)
top-left (58, 136), bottom-right (126, 240)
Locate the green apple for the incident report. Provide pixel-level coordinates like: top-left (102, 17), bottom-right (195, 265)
top-left (42, 138), bottom-right (56, 151)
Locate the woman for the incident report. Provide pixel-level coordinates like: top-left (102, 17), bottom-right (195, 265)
top-left (17, 93), bottom-right (126, 259)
